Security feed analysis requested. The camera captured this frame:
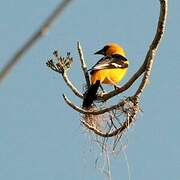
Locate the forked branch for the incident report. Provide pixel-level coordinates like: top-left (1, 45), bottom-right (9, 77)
top-left (47, 0), bottom-right (168, 138)
top-left (46, 51), bottom-right (83, 99)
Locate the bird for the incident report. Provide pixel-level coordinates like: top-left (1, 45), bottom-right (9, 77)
top-left (82, 43), bottom-right (129, 108)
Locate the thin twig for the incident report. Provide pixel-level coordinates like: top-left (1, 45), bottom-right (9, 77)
top-left (0, 0), bottom-right (73, 84)
top-left (46, 59), bottom-right (83, 98)
top-left (62, 73), bottom-right (83, 98)
top-left (77, 41), bottom-right (91, 88)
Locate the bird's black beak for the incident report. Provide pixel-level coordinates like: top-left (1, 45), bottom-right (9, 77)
top-left (94, 48), bottom-right (105, 55)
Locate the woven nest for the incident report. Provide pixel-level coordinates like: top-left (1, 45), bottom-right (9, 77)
top-left (81, 97), bottom-right (140, 150)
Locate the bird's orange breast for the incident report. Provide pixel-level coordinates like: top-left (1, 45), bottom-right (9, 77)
top-left (91, 68), bottom-right (128, 85)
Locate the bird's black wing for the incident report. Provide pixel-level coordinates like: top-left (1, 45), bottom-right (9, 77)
top-left (89, 54), bottom-right (128, 74)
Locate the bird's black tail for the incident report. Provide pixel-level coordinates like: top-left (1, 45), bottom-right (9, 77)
top-left (82, 80), bottom-right (100, 108)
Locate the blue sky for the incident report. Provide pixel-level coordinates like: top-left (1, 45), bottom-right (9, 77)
top-left (0, 0), bottom-right (179, 180)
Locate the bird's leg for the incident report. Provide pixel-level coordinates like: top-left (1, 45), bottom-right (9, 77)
top-left (114, 85), bottom-right (118, 90)
top-left (100, 84), bottom-right (105, 93)
top-left (106, 77), bottom-right (120, 90)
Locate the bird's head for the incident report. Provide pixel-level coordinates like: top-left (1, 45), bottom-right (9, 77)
top-left (94, 43), bottom-right (126, 57)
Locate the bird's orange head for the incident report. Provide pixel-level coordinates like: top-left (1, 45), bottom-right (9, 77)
top-left (94, 43), bottom-right (126, 57)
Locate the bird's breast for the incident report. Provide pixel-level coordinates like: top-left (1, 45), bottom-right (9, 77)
top-left (91, 68), bottom-right (128, 85)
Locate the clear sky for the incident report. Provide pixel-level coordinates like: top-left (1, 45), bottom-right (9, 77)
top-left (0, 0), bottom-right (179, 180)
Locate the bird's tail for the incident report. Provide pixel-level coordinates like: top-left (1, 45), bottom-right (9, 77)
top-left (82, 80), bottom-right (100, 108)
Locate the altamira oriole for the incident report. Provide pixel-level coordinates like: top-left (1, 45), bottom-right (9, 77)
top-left (82, 43), bottom-right (129, 108)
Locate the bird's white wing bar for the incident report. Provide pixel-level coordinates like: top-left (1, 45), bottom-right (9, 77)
top-left (111, 62), bottom-right (123, 68)
top-left (92, 62), bottom-right (124, 70)
top-left (92, 63), bottom-right (110, 70)
top-left (90, 55), bottom-right (128, 73)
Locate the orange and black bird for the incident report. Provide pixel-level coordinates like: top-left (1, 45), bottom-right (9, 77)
top-left (82, 43), bottom-right (129, 108)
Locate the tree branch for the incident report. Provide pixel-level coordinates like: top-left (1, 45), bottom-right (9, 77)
top-left (63, 94), bottom-right (126, 115)
top-left (134, 0), bottom-right (168, 98)
top-left (98, 64), bottom-right (145, 101)
top-left (97, 0), bottom-right (168, 102)
top-left (46, 53), bottom-right (83, 99)
top-left (0, 0), bottom-right (73, 84)
top-left (62, 73), bottom-right (83, 98)
top-left (77, 41), bottom-right (91, 88)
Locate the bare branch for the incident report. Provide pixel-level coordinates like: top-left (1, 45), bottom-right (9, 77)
top-left (98, 64), bottom-right (146, 101)
top-left (134, 0), bottom-right (168, 98)
top-left (63, 94), bottom-right (126, 115)
top-left (77, 41), bottom-right (91, 88)
top-left (62, 73), bottom-right (83, 99)
top-left (46, 54), bottom-right (83, 99)
top-left (0, 0), bottom-right (73, 84)
top-left (97, 0), bottom-right (168, 102)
